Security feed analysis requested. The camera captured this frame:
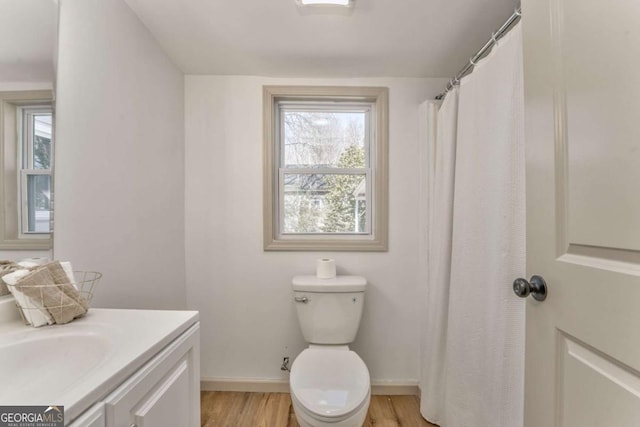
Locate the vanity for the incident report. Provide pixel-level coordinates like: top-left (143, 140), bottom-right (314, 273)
top-left (0, 299), bottom-right (200, 426)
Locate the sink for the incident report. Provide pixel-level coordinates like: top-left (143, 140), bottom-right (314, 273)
top-left (0, 326), bottom-right (112, 403)
top-left (0, 308), bottom-right (198, 422)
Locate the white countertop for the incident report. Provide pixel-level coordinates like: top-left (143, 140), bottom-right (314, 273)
top-left (0, 307), bottom-right (199, 422)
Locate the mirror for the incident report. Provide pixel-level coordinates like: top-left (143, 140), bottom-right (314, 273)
top-left (0, 0), bottom-right (58, 299)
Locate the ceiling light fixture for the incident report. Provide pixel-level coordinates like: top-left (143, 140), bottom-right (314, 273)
top-left (297, 0), bottom-right (353, 7)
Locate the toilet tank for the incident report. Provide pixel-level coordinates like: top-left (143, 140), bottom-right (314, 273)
top-left (292, 275), bottom-right (367, 344)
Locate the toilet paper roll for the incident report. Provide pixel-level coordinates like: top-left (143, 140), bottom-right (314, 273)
top-left (316, 258), bottom-right (336, 279)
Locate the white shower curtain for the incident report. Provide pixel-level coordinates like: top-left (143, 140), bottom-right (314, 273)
top-left (420, 23), bottom-right (525, 427)
top-left (419, 88), bottom-right (459, 425)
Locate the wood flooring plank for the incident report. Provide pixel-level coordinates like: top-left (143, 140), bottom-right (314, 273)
top-left (201, 391), bottom-right (437, 427)
top-left (227, 392), bottom-right (253, 427)
top-left (201, 391), bottom-right (237, 427)
top-left (238, 392), bottom-right (268, 426)
top-left (286, 394), bottom-right (299, 427)
top-left (370, 395), bottom-right (403, 427)
top-left (200, 391), bottom-right (214, 426)
top-left (390, 395), bottom-right (437, 427)
top-left (361, 408), bottom-right (373, 427)
top-left (261, 393), bottom-right (292, 427)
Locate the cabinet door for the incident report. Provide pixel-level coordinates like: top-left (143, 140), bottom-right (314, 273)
top-left (131, 358), bottom-right (191, 427)
top-left (105, 323), bottom-right (200, 427)
top-left (68, 403), bottom-right (105, 427)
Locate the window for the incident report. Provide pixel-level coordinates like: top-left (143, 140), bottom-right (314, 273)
top-left (20, 107), bottom-right (53, 235)
top-left (263, 86), bottom-right (388, 251)
top-left (0, 91), bottom-right (53, 249)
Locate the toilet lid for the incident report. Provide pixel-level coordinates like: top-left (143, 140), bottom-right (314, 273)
top-left (290, 348), bottom-right (370, 418)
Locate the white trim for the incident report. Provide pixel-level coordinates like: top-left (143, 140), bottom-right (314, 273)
top-left (371, 381), bottom-right (420, 396)
top-left (200, 378), bottom-right (420, 396)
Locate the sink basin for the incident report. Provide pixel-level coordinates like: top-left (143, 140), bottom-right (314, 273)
top-left (0, 327), bottom-right (111, 403)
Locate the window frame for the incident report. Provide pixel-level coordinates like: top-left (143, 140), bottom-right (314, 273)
top-left (263, 86), bottom-right (388, 251)
top-left (18, 106), bottom-right (53, 237)
top-left (0, 91), bottom-right (53, 250)
top-left (277, 101), bottom-right (372, 237)
top-left (20, 106), bottom-right (53, 170)
top-left (20, 170), bottom-right (52, 236)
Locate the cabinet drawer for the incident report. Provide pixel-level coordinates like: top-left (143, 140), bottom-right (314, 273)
top-left (104, 323), bottom-right (200, 427)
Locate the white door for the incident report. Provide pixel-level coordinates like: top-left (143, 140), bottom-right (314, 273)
top-left (521, 0), bottom-right (640, 426)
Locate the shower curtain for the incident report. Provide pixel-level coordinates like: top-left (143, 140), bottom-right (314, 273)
top-left (419, 23), bottom-right (525, 427)
top-left (419, 88), bottom-right (459, 425)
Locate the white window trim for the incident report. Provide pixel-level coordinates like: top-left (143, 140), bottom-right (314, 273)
top-left (0, 91), bottom-right (53, 250)
top-left (263, 86), bottom-right (388, 251)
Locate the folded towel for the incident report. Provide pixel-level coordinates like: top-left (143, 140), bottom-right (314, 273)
top-left (14, 267), bottom-right (87, 325)
top-left (59, 262), bottom-right (77, 288)
top-left (18, 257), bottom-right (49, 266)
top-left (45, 262), bottom-right (89, 311)
top-left (3, 269), bottom-right (55, 327)
top-left (0, 261), bottom-right (20, 296)
top-left (21, 260), bottom-right (78, 288)
top-left (17, 261), bottom-right (41, 269)
top-left (2, 260), bottom-right (48, 296)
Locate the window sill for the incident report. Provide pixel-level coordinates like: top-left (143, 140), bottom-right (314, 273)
top-left (263, 236), bottom-right (387, 252)
top-left (0, 237), bottom-right (52, 251)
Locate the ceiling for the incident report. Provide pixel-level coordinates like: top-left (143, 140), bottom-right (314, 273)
top-left (0, 0), bottom-right (57, 82)
top-left (124, 0), bottom-right (518, 78)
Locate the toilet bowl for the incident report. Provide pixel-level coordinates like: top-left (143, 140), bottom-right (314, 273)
top-left (290, 346), bottom-right (370, 427)
top-left (291, 275), bottom-right (370, 426)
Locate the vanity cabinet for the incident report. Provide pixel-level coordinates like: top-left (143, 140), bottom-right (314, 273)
top-left (69, 322), bottom-right (200, 427)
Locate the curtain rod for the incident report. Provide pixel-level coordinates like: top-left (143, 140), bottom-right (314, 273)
top-left (435, 6), bottom-right (522, 100)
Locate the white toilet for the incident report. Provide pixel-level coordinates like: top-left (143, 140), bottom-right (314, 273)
top-left (290, 275), bottom-right (370, 427)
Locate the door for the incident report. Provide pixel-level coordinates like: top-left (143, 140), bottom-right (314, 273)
top-left (522, 0), bottom-right (640, 426)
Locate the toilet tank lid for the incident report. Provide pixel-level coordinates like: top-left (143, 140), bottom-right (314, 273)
top-left (292, 275), bottom-right (367, 293)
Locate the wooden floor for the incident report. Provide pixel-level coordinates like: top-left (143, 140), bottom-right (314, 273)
top-left (201, 391), bottom-right (438, 427)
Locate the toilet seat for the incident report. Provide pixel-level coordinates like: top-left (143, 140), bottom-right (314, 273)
top-left (290, 346), bottom-right (370, 421)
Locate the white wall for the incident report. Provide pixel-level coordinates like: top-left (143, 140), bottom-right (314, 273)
top-left (0, 0), bottom-right (56, 262)
top-left (54, 0), bottom-right (186, 310)
top-left (0, 0), bottom-right (57, 85)
top-left (185, 76), bottom-right (447, 384)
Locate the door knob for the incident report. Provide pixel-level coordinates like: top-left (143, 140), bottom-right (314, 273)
top-left (513, 275), bottom-right (547, 301)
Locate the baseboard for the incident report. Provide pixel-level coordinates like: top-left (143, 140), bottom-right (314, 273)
top-left (371, 381), bottom-right (420, 396)
top-left (201, 378), bottom-right (290, 393)
top-left (201, 378), bottom-right (420, 396)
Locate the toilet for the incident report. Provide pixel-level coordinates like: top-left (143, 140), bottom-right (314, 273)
top-left (289, 275), bottom-right (370, 427)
